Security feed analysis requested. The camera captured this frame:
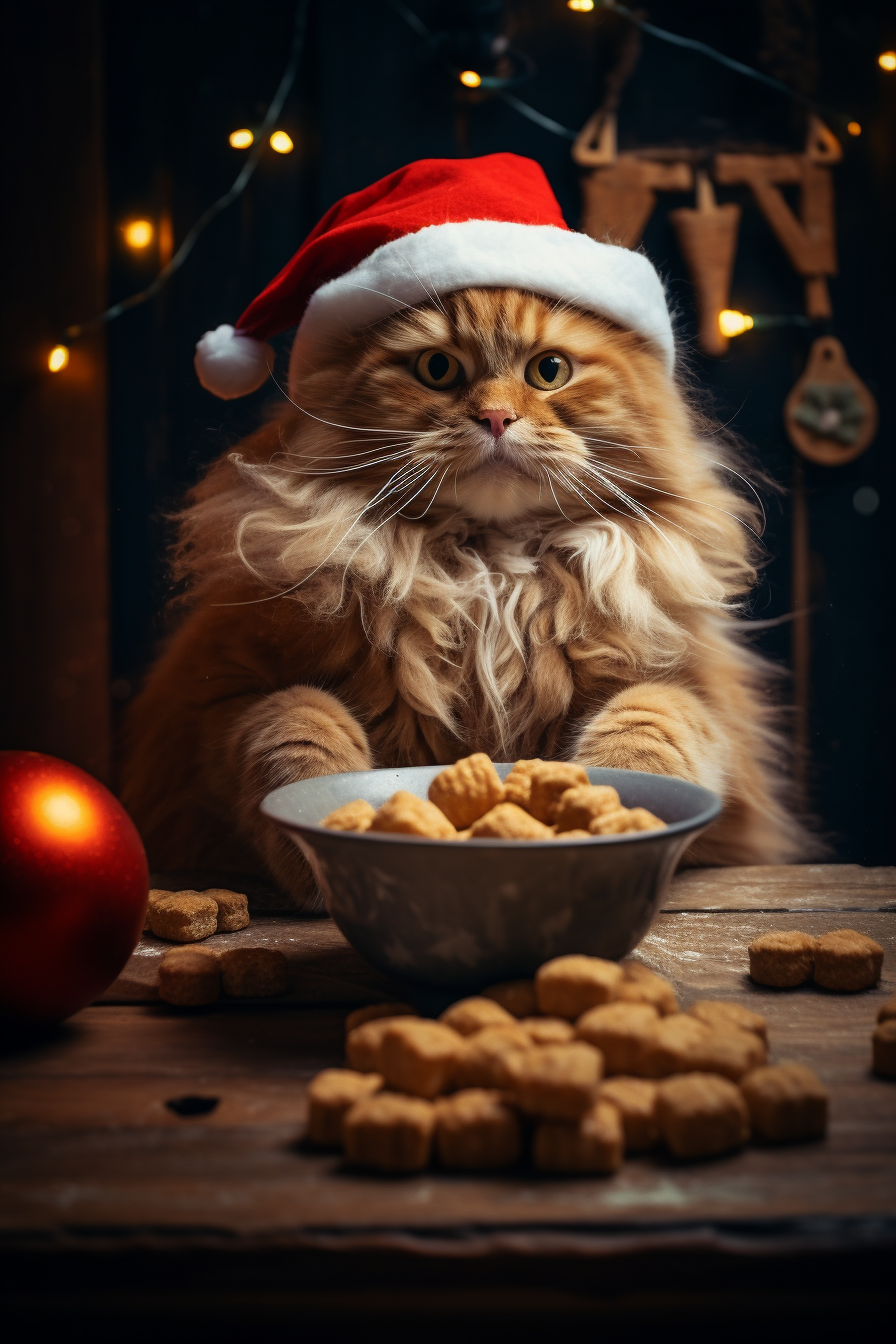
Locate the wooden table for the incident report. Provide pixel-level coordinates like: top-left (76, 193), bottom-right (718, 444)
top-left (2, 865), bottom-right (895, 1336)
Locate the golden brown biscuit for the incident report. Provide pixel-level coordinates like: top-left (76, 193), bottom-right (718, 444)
top-left (379, 1019), bottom-right (463, 1098)
top-left (342, 1093), bottom-right (435, 1172)
top-left (532, 1099), bottom-right (624, 1174)
top-left (527, 762), bottom-right (590, 824)
top-left (748, 931), bottom-right (817, 987)
top-left (439, 996), bottom-right (516, 1036)
top-left (428, 754), bottom-right (505, 829)
top-left (739, 1063), bottom-right (828, 1143)
top-left (505, 1042), bottom-right (603, 1120)
top-left (322, 799), bottom-right (377, 832)
top-left (453, 1024), bottom-right (533, 1089)
top-left (157, 947), bottom-right (221, 1006)
top-left (636, 1014), bottom-right (711, 1078)
top-left (688, 999), bottom-right (768, 1041)
top-left (812, 929), bottom-right (884, 992)
top-left (552, 829), bottom-right (594, 840)
top-left (202, 888), bottom-right (250, 933)
top-left (656, 1073), bottom-right (750, 1159)
top-left (599, 1076), bottom-right (659, 1151)
top-left (344, 1002), bottom-right (416, 1035)
top-left (368, 790), bottom-right (457, 839)
top-left (626, 807), bottom-right (667, 832)
top-left (346, 1015), bottom-right (420, 1072)
top-left (617, 960), bottom-right (679, 1015)
top-left (536, 954), bottom-right (624, 1019)
top-left (872, 1020), bottom-right (896, 1077)
top-left (502, 759), bottom-right (542, 810)
top-left (469, 803), bottom-right (553, 840)
top-left (144, 888), bottom-right (167, 931)
top-left (306, 1069), bottom-right (384, 1147)
top-left (519, 1016), bottom-right (576, 1045)
top-left (588, 808), bottom-right (636, 836)
top-left (877, 993), bottom-right (896, 1025)
top-left (219, 947), bottom-right (288, 997)
top-left (553, 784), bottom-right (621, 833)
top-left (435, 1089), bottom-right (522, 1170)
top-left (697, 1027), bottom-right (767, 1081)
top-left (575, 1002), bottom-right (661, 1075)
top-left (148, 892), bottom-right (218, 943)
top-left (481, 979), bottom-right (538, 1018)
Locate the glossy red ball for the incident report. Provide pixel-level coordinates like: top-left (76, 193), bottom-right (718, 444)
top-left (0, 750), bottom-right (148, 1022)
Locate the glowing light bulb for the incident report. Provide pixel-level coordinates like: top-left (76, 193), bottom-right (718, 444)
top-left (459, 70), bottom-right (482, 88)
top-left (847, 121), bottom-right (862, 136)
top-left (48, 345), bottom-right (69, 373)
top-left (123, 219), bottom-right (153, 249)
top-left (879, 51), bottom-right (896, 71)
top-left (229, 128), bottom-right (254, 149)
top-left (719, 310), bottom-right (754, 338)
top-left (269, 130), bottom-right (294, 154)
top-left (568, 0), bottom-right (595, 10)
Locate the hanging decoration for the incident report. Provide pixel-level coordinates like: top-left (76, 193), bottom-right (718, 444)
top-left (669, 173), bottom-right (742, 358)
top-left (573, 113), bottom-right (692, 249)
top-left (784, 337), bottom-right (879, 467)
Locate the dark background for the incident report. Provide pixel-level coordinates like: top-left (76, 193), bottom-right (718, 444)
top-left (3, 0), bottom-right (894, 862)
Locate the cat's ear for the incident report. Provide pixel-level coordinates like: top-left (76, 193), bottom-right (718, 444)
top-left (194, 325), bottom-right (274, 400)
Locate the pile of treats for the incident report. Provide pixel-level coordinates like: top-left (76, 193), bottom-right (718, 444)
top-left (305, 954), bottom-right (830, 1174)
top-left (323, 754), bottom-right (667, 841)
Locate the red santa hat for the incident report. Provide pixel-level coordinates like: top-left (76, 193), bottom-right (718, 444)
top-left (194, 153), bottom-right (675, 400)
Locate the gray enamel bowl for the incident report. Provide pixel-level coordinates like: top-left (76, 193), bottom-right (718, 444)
top-left (261, 765), bottom-right (721, 991)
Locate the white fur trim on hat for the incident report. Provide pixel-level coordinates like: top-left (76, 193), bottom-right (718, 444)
top-left (194, 324), bottom-right (274, 400)
top-left (293, 220), bottom-right (675, 373)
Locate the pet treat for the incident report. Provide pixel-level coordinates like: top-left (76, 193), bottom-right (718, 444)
top-left (739, 1063), bottom-right (828, 1143)
top-left (689, 999), bottom-right (768, 1041)
top-left (344, 1002), bottom-right (416, 1034)
top-left (635, 1014), bottom-right (712, 1078)
top-left (342, 1092), bottom-right (435, 1172)
top-left (526, 762), bottom-right (590, 824)
top-left (469, 802), bottom-right (553, 840)
top-left (748, 931), bottom-right (817, 987)
top-left (553, 829), bottom-right (594, 840)
top-left (218, 947), bottom-right (288, 997)
top-left (575, 1002), bottom-right (661, 1075)
top-left (505, 1042), bottom-right (603, 1120)
top-left (439, 996), bottom-right (516, 1036)
top-left (812, 929), bottom-right (884, 992)
top-left (453, 1024), bottom-right (533, 1088)
top-left (322, 799), bottom-right (377, 832)
top-left (427, 753), bottom-right (505, 828)
top-left (435, 1089), bottom-right (522, 1170)
top-left (877, 993), bottom-right (896, 1025)
top-left (588, 808), bottom-right (636, 835)
top-left (157, 946), bottom-right (221, 1006)
top-left (553, 784), bottom-right (621, 833)
top-left (148, 892), bottom-right (218, 943)
top-left (532, 1100), bottom-right (624, 1174)
top-left (697, 1027), bottom-right (767, 1081)
top-left (144, 888), bottom-right (167, 931)
top-left (203, 888), bottom-right (250, 932)
top-left (536, 954), bottom-right (624, 1019)
top-left (599, 1076), bottom-right (659, 1151)
top-left (379, 1019), bottom-right (464, 1098)
top-left (481, 979), bottom-right (538, 1018)
top-left (306, 1069), bottom-right (384, 1146)
top-left (368, 790), bottom-right (457, 840)
top-left (625, 807), bottom-right (667, 832)
top-left (520, 1016), bottom-right (576, 1045)
top-left (346, 1015), bottom-right (419, 1072)
top-left (656, 1072), bottom-right (750, 1159)
top-left (616, 959), bottom-right (679, 1015)
top-left (872, 1020), bottom-right (896, 1077)
top-left (502, 759), bottom-right (541, 809)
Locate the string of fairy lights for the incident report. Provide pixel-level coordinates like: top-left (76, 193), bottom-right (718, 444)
top-left (46, 1), bottom-right (896, 375)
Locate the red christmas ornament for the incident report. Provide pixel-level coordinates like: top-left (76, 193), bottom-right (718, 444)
top-left (0, 751), bottom-right (148, 1022)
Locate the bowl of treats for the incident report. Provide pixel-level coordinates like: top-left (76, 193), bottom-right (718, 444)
top-left (261, 756), bottom-right (721, 990)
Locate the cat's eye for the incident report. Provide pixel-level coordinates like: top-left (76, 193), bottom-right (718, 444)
top-left (414, 348), bottom-right (464, 390)
top-left (525, 351), bottom-right (572, 391)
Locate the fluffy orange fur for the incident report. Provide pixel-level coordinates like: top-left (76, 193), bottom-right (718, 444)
top-left (122, 288), bottom-right (813, 907)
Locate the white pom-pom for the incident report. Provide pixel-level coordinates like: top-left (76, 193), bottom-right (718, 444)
top-left (194, 324), bottom-right (274, 399)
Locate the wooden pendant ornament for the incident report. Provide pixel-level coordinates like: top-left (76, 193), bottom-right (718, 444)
top-left (575, 113), bottom-right (692, 249)
top-left (669, 172), bottom-right (742, 356)
top-left (784, 337), bottom-right (878, 466)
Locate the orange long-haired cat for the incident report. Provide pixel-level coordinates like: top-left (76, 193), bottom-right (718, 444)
top-left (123, 275), bottom-right (811, 907)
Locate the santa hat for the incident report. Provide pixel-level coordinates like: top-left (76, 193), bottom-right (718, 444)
top-left (194, 153), bottom-right (675, 400)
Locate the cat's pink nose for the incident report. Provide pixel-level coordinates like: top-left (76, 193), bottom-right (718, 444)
top-left (477, 409), bottom-right (517, 439)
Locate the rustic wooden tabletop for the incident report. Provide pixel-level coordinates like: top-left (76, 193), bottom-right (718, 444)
top-left (2, 864), bottom-right (894, 1336)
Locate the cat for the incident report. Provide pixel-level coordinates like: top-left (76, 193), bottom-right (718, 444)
top-left (121, 286), bottom-right (813, 908)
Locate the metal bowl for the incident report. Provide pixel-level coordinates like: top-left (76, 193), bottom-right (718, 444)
top-left (261, 765), bottom-right (721, 990)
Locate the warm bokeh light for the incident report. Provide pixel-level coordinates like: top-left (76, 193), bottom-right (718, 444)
top-left (123, 219), bottom-right (154, 249)
top-left (719, 310), bottom-right (754, 338)
top-left (48, 345), bottom-right (69, 373)
top-left (33, 787), bottom-right (94, 841)
top-left (847, 121), bottom-right (862, 136)
top-left (879, 51), bottom-right (896, 71)
top-left (568, 0), bottom-right (595, 11)
top-left (229, 128), bottom-right (254, 148)
top-left (459, 70), bottom-right (482, 88)
top-left (269, 130), bottom-right (294, 154)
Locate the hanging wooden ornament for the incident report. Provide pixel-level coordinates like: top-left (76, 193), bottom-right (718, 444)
top-left (575, 113), bottom-right (692, 249)
top-left (784, 336), bottom-right (878, 466)
top-left (669, 172), bottom-right (742, 357)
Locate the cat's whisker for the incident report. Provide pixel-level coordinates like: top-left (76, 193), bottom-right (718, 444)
top-left (400, 462), bottom-right (454, 520)
top-left (268, 368), bottom-right (424, 435)
top-left (573, 460), bottom-right (717, 551)
top-left (562, 462), bottom-right (697, 567)
top-left (577, 461), bottom-right (764, 543)
top-left (541, 466), bottom-right (576, 525)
